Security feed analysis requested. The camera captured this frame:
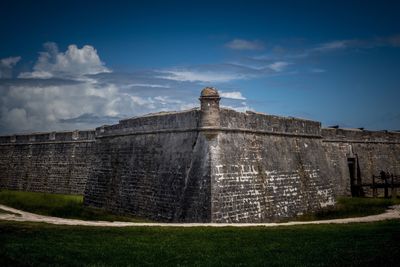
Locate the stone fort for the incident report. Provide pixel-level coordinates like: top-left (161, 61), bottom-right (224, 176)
top-left (0, 87), bottom-right (399, 222)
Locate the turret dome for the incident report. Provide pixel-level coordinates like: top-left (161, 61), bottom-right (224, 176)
top-left (200, 87), bottom-right (219, 97)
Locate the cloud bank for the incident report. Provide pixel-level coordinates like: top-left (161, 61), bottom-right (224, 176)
top-left (19, 42), bottom-right (110, 79)
top-left (220, 91), bottom-right (246, 100)
top-left (0, 43), bottom-right (250, 134)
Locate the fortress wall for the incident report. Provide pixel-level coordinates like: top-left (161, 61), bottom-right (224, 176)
top-left (322, 128), bottom-right (400, 197)
top-left (84, 110), bottom-right (212, 222)
top-left (210, 111), bottom-right (334, 223)
top-left (83, 107), bottom-right (337, 223)
top-left (0, 130), bottom-right (95, 195)
top-left (321, 141), bottom-right (352, 196)
top-left (220, 109), bottom-right (321, 135)
top-left (99, 109), bottom-right (200, 136)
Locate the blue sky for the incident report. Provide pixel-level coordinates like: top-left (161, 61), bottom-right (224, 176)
top-left (1, 0), bottom-right (399, 134)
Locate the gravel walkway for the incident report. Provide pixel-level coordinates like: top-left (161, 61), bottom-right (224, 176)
top-left (0, 204), bottom-right (399, 227)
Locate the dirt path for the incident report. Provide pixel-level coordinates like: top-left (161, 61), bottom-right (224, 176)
top-left (0, 204), bottom-right (399, 227)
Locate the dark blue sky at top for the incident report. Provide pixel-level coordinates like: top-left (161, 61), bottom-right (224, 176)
top-left (2, 0), bottom-right (399, 66)
top-left (1, 0), bottom-right (400, 133)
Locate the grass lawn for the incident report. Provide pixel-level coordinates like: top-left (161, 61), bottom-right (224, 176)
top-left (297, 196), bottom-right (400, 221)
top-left (0, 190), bottom-right (149, 222)
top-left (1, 190), bottom-right (399, 266)
top-left (0, 220), bottom-right (399, 266)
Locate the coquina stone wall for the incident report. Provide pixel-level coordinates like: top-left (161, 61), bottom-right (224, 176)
top-left (208, 110), bottom-right (335, 223)
top-left (83, 88), bottom-right (337, 222)
top-left (0, 130), bottom-right (95, 195)
top-left (322, 128), bottom-right (400, 197)
top-left (83, 110), bottom-right (212, 222)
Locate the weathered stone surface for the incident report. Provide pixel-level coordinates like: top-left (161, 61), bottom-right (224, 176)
top-left (84, 110), bottom-right (211, 222)
top-left (83, 90), bottom-right (337, 222)
top-left (0, 130), bottom-right (95, 195)
top-left (210, 132), bottom-right (334, 223)
top-left (322, 128), bottom-right (400, 197)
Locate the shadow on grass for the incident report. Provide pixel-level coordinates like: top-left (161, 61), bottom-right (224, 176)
top-left (0, 190), bottom-right (150, 222)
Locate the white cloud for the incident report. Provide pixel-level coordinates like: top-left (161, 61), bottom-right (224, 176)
top-left (220, 91), bottom-right (246, 100)
top-left (312, 40), bottom-right (348, 52)
top-left (268, 61), bottom-right (291, 72)
top-left (221, 103), bottom-right (251, 113)
top-left (19, 43), bottom-right (110, 79)
top-left (0, 43), bottom-right (137, 132)
top-left (0, 43), bottom-right (255, 134)
top-left (154, 96), bottom-right (183, 104)
top-left (310, 35), bottom-right (400, 54)
top-left (125, 83), bottom-right (170, 88)
top-left (129, 95), bottom-right (154, 107)
top-left (0, 56), bottom-right (21, 78)
top-left (1, 82), bottom-right (117, 132)
top-left (157, 70), bottom-right (246, 83)
top-left (0, 79), bottom-right (187, 133)
top-left (225, 39), bottom-right (264, 50)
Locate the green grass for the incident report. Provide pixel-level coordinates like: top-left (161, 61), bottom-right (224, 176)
top-left (0, 190), bottom-right (149, 222)
top-left (0, 220), bottom-right (399, 266)
top-left (297, 197), bottom-right (400, 221)
top-left (1, 190), bottom-right (399, 265)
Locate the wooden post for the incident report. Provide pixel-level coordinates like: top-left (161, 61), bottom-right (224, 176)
top-left (391, 174), bottom-right (395, 198)
top-left (384, 175), bottom-right (389, 198)
top-left (372, 175), bottom-right (377, 197)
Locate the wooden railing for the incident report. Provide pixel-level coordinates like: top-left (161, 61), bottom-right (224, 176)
top-left (362, 173), bottom-right (400, 198)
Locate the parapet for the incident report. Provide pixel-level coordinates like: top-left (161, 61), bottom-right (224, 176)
top-left (219, 108), bottom-right (322, 136)
top-left (322, 127), bottom-right (400, 143)
top-left (95, 109), bottom-right (200, 137)
top-left (0, 130), bottom-right (96, 144)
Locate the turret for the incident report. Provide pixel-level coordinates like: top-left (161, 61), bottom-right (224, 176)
top-left (199, 87), bottom-right (221, 128)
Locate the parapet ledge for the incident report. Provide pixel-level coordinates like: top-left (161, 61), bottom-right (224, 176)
top-left (120, 108), bottom-right (199, 122)
top-left (95, 108), bottom-right (201, 137)
top-left (0, 129), bottom-right (96, 144)
top-left (243, 109), bottom-right (318, 123)
top-left (96, 107), bottom-right (324, 138)
top-left (322, 127), bottom-right (400, 143)
top-left (220, 108), bottom-right (321, 136)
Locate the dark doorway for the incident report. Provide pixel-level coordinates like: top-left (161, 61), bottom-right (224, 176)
top-left (348, 158), bottom-right (359, 196)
